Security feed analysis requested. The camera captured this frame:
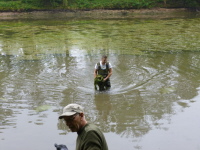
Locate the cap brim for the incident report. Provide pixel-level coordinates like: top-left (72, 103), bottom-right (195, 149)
top-left (59, 112), bottom-right (77, 119)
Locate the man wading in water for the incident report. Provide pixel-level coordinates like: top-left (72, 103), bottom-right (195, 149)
top-left (94, 55), bottom-right (113, 89)
top-left (59, 103), bottom-right (109, 150)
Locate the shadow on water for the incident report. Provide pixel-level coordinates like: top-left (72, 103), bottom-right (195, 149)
top-left (0, 16), bottom-right (200, 150)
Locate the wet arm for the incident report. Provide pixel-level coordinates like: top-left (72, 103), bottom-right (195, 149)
top-left (94, 69), bottom-right (98, 78)
top-left (104, 68), bottom-right (112, 80)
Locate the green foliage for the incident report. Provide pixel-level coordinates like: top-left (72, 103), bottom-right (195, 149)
top-left (71, 0), bottom-right (200, 9)
top-left (21, 0), bottom-right (63, 7)
top-left (0, 0), bottom-right (199, 11)
top-left (0, 1), bottom-right (37, 11)
top-left (67, 0), bottom-right (157, 9)
top-left (0, 0), bottom-right (167, 10)
top-left (165, 0), bottom-right (200, 7)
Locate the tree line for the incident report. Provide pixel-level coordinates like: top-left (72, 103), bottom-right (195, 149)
top-left (23, 0), bottom-right (200, 8)
top-left (0, 0), bottom-right (199, 11)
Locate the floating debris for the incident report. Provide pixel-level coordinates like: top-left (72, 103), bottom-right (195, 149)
top-left (160, 87), bottom-right (176, 94)
top-left (35, 105), bottom-right (51, 112)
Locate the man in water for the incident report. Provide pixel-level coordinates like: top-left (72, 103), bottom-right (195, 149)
top-left (59, 103), bottom-right (109, 150)
top-left (94, 55), bottom-right (113, 89)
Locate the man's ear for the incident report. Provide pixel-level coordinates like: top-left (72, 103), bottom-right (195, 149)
top-left (79, 113), bottom-right (84, 117)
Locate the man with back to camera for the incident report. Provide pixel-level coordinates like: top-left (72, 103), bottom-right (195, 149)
top-left (94, 55), bottom-right (113, 89)
top-left (59, 103), bottom-right (109, 150)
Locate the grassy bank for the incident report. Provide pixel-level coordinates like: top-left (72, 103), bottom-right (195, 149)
top-left (0, 0), bottom-right (200, 12)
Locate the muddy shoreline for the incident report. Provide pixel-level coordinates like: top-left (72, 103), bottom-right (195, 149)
top-left (0, 8), bottom-right (198, 20)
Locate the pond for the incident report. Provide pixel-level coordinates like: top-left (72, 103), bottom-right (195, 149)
top-left (0, 11), bottom-right (200, 150)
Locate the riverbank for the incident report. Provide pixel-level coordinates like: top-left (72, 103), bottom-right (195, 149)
top-left (0, 8), bottom-right (198, 20)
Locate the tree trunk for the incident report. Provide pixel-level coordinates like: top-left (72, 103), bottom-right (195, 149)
top-left (63, 0), bottom-right (68, 6)
top-left (164, 0), bottom-right (167, 6)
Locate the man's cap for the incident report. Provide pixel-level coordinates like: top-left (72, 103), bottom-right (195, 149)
top-left (59, 104), bottom-right (84, 119)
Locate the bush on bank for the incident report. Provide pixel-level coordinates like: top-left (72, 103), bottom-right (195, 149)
top-left (0, 0), bottom-right (40, 11)
top-left (0, 0), bottom-right (199, 11)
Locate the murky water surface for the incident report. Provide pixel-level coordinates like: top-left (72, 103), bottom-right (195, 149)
top-left (0, 13), bottom-right (200, 150)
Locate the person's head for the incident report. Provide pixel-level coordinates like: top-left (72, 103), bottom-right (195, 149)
top-left (101, 55), bottom-right (108, 64)
top-left (59, 104), bottom-right (87, 132)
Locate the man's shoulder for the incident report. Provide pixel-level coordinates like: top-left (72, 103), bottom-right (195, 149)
top-left (107, 62), bottom-right (112, 68)
top-left (83, 124), bottom-right (105, 140)
top-left (98, 61), bottom-right (111, 65)
top-left (85, 123), bottom-right (99, 132)
top-left (85, 124), bottom-right (105, 136)
top-left (79, 124), bottom-right (102, 138)
top-left (95, 62), bottom-right (101, 66)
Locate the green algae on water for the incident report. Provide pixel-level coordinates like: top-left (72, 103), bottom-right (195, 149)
top-left (35, 105), bottom-right (51, 112)
top-left (0, 18), bottom-right (200, 60)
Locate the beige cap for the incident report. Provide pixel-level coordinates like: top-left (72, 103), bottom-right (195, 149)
top-left (59, 104), bottom-right (84, 119)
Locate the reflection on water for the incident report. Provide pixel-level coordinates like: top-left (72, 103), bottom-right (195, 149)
top-left (0, 16), bottom-right (200, 150)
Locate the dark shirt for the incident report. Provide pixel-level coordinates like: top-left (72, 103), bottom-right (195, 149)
top-left (76, 123), bottom-right (108, 150)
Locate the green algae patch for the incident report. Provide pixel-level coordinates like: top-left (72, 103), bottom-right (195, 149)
top-left (0, 17), bottom-right (200, 60)
top-left (35, 105), bottom-right (51, 112)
